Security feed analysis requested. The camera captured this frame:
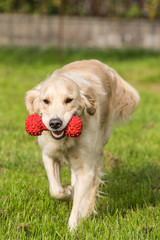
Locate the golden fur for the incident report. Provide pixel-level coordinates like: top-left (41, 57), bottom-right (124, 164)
top-left (25, 59), bottom-right (140, 229)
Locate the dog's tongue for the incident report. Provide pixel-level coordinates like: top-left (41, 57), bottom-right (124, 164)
top-left (53, 130), bottom-right (64, 136)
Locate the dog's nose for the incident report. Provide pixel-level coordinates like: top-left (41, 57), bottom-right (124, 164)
top-left (49, 118), bottom-right (63, 129)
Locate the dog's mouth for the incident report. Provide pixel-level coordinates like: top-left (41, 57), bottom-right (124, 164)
top-left (50, 129), bottom-right (66, 140)
top-left (49, 113), bottom-right (77, 140)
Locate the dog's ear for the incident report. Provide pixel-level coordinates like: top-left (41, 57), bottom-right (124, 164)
top-left (110, 69), bottom-right (140, 122)
top-left (25, 84), bottom-right (42, 114)
top-left (80, 87), bottom-right (97, 115)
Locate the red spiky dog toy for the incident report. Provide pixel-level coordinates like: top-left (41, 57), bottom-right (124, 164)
top-left (65, 116), bottom-right (82, 138)
top-left (25, 114), bottom-right (48, 137)
top-left (25, 114), bottom-right (82, 138)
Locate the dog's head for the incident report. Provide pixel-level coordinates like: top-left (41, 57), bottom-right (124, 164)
top-left (25, 75), bottom-right (96, 140)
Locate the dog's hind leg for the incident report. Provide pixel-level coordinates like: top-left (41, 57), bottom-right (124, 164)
top-left (42, 153), bottom-right (72, 200)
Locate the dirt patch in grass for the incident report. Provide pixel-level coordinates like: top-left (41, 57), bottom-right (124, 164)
top-left (103, 150), bottom-right (119, 170)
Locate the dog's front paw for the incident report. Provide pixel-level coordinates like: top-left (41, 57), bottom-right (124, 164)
top-left (50, 185), bottom-right (73, 200)
top-left (63, 185), bottom-right (73, 200)
top-left (68, 214), bottom-right (78, 231)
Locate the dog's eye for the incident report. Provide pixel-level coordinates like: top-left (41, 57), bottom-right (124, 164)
top-left (43, 99), bottom-right (49, 104)
top-left (65, 98), bottom-right (73, 104)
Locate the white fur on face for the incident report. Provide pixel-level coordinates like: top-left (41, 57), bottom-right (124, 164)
top-left (39, 77), bottom-right (82, 131)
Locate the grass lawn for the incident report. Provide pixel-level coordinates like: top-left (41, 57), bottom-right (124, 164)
top-left (0, 47), bottom-right (160, 240)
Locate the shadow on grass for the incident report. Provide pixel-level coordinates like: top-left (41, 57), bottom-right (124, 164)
top-left (98, 162), bottom-right (160, 216)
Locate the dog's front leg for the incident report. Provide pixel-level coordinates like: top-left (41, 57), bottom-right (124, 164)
top-left (69, 167), bottom-right (95, 230)
top-left (42, 153), bottom-right (72, 200)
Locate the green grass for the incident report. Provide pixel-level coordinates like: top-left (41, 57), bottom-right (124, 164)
top-left (0, 47), bottom-right (160, 240)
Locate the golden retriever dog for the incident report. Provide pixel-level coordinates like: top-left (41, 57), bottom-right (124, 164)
top-left (25, 60), bottom-right (140, 230)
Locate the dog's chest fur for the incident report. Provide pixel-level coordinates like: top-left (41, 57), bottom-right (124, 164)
top-left (38, 132), bottom-right (78, 165)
